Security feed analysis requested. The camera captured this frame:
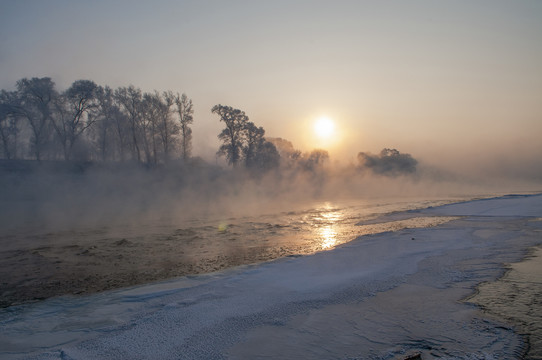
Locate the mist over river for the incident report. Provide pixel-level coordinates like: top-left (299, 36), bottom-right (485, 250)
top-left (0, 195), bottom-right (466, 307)
top-left (1, 194), bottom-right (541, 359)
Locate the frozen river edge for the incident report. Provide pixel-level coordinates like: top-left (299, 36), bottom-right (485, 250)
top-left (1, 194), bottom-right (542, 359)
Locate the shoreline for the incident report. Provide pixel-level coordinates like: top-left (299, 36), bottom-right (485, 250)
top-left (466, 245), bottom-right (542, 360)
top-left (1, 194), bottom-right (541, 359)
top-left (0, 196), bottom-right (479, 308)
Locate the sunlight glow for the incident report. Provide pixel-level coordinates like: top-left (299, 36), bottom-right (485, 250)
top-left (313, 116), bottom-right (335, 139)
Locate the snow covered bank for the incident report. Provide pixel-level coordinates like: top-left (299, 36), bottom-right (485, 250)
top-left (423, 194), bottom-right (542, 217)
top-left (1, 194), bottom-right (541, 359)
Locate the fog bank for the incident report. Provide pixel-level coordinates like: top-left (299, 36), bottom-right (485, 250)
top-left (1, 158), bottom-right (539, 233)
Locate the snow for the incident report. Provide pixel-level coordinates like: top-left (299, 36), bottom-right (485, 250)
top-left (1, 194), bottom-right (541, 359)
top-left (423, 194), bottom-right (542, 217)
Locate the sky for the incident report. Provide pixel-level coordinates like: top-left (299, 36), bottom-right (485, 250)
top-left (1, 0), bottom-right (541, 177)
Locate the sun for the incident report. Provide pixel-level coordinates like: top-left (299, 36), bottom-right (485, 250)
top-left (313, 116), bottom-right (335, 139)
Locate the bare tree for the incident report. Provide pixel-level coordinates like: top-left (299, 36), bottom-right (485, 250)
top-left (267, 137), bottom-right (302, 168)
top-left (175, 93), bottom-right (193, 162)
top-left (115, 86), bottom-right (143, 163)
top-left (92, 86), bottom-right (124, 161)
top-left (253, 141), bottom-right (280, 171)
top-left (244, 123), bottom-right (280, 172)
top-left (141, 92), bottom-right (160, 164)
top-left (0, 77), bottom-right (195, 165)
top-left (243, 121), bottom-right (265, 168)
top-left (52, 80), bottom-right (98, 160)
top-left (158, 91), bottom-right (180, 162)
top-left (0, 90), bottom-right (22, 159)
top-left (304, 149), bottom-right (329, 171)
top-left (212, 104), bottom-right (248, 167)
top-left (15, 77), bottom-right (56, 161)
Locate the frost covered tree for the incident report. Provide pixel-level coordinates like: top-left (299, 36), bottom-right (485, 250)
top-left (243, 122), bottom-right (265, 168)
top-left (0, 90), bottom-right (22, 159)
top-left (175, 93), bottom-right (193, 162)
top-left (243, 122), bottom-right (280, 171)
top-left (304, 149), bottom-right (329, 171)
top-left (0, 77), bottom-right (193, 164)
top-left (93, 85), bottom-right (127, 161)
top-left (115, 88), bottom-right (183, 164)
top-left (213, 105), bottom-right (279, 171)
top-left (15, 77), bottom-right (57, 161)
top-left (52, 80), bottom-right (98, 160)
top-left (115, 86), bottom-right (144, 163)
top-left (140, 91), bottom-right (184, 164)
top-left (153, 91), bottom-right (179, 163)
top-left (141, 92), bottom-right (160, 164)
top-left (251, 140), bottom-right (280, 172)
top-left (267, 137), bottom-right (302, 168)
top-left (357, 148), bottom-right (418, 176)
top-left (212, 104), bottom-right (249, 167)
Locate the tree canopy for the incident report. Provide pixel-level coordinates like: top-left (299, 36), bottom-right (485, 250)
top-left (0, 77), bottom-right (193, 164)
top-left (357, 148), bottom-right (418, 176)
top-left (0, 76), bottom-right (420, 183)
top-left (212, 104), bottom-right (280, 172)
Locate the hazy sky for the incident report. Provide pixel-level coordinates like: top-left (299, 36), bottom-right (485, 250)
top-left (1, 0), bottom-right (541, 174)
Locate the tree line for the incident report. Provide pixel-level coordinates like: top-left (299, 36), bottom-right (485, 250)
top-left (0, 77), bottom-right (193, 164)
top-left (0, 77), bottom-right (331, 174)
top-left (0, 77), bottom-right (417, 176)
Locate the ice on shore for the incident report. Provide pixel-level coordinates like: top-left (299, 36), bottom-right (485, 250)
top-left (423, 194), bottom-right (542, 217)
top-left (1, 194), bottom-right (541, 359)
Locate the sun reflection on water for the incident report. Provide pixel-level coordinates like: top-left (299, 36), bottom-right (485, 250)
top-left (313, 203), bottom-right (344, 250)
top-left (319, 225), bottom-right (338, 249)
